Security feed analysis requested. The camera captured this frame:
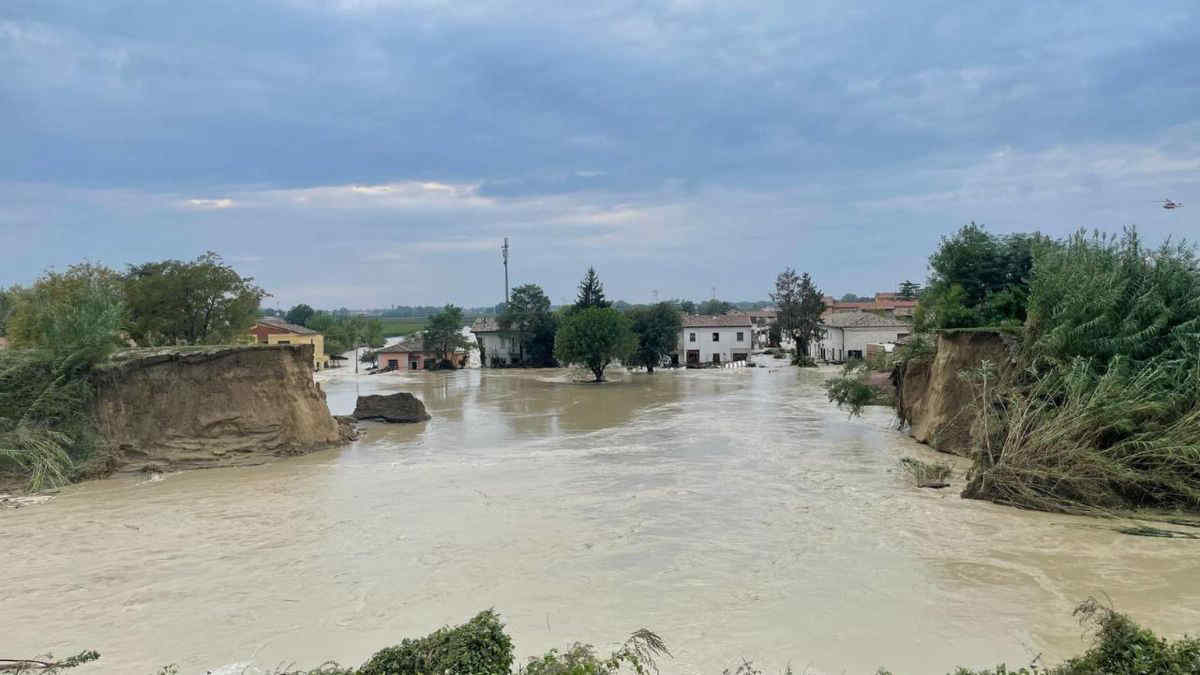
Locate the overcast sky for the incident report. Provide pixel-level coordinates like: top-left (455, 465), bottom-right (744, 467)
top-left (2, 1), bottom-right (1197, 309)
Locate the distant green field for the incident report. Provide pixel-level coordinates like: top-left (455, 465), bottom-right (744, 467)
top-left (377, 317), bottom-right (428, 337)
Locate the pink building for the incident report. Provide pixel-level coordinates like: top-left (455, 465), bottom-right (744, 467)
top-left (375, 335), bottom-right (468, 371)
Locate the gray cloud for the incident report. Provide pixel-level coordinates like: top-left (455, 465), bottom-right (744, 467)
top-left (2, 0), bottom-right (1197, 306)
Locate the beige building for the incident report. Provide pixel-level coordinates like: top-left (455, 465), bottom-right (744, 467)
top-left (249, 317), bottom-right (329, 370)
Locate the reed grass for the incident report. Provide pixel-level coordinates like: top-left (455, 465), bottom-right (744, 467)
top-left (961, 229), bottom-right (1200, 514)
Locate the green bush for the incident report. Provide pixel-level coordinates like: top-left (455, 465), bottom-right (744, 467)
top-left (0, 275), bottom-right (125, 490)
top-left (824, 375), bottom-right (876, 417)
top-left (358, 610), bottom-right (513, 675)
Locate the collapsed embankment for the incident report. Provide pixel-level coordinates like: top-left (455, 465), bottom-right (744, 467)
top-left (91, 344), bottom-right (353, 474)
top-left (895, 330), bottom-right (1014, 456)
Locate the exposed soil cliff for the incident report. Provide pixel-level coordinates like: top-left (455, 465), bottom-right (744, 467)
top-left (896, 331), bottom-right (1014, 456)
top-left (92, 345), bottom-right (352, 474)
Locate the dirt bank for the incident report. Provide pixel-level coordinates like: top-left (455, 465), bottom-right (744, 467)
top-left (92, 345), bottom-right (352, 474)
top-left (896, 330), bottom-right (1014, 456)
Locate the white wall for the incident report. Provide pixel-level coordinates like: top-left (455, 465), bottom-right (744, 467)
top-left (817, 326), bottom-right (910, 361)
top-left (678, 325), bottom-right (752, 363)
top-left (475, 332), bottom-right (521, 366)
top-left (817, 327), bottom-right (844, 361)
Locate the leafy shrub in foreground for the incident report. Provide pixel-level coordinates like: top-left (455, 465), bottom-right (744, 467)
top-left (358, 609), bottom-right (513, 675)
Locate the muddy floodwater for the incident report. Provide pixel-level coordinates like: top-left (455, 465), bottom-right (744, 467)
top-left (4, 362), bottom-right (1199, 674)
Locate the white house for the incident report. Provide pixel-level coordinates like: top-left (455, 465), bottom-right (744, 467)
top-left (673, 314), bottom-right (753, 366)
top-left (470, 317), bottom-right (522, 366)
top-left (816, 311), bottom-right (912, 362)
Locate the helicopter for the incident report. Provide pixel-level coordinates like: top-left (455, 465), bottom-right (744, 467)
top-left (1160, 198), bottom-right (1183, 210)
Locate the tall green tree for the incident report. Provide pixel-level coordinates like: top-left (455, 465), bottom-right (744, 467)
top-left (554, 307), bottom-right (636, 382)
top-left (124, 252), bottom-right (266, 345)
top-left (770, 268), bottom-right (825, 358)
top-left (422, 305), bottom-right (472, 368)
top-left (898, 280), bottom-right (920, 299)
top-left (919, 222), bottom-right (1047, 329)
top-left (285, 303), bottom-right (315, 327)
top-left (574, 267), bottom-right (610, 310)
top-left (627, 303), bottom-right (682, 373)
top-left (678, 300), bottom-right (697, 314)
top-left (793, 272), bottom-right (826, 357)
top-left (499, 284), bottom-right (558, 366)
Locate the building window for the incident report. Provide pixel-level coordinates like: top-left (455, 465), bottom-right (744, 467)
top-left (689, 332), bottom-right (696, 342)
top-left (712, 332), bottom-right (720, 342)
top-left (278, 340), bottom-right (290, 345)
top-left (736, 331), bottom-right (744, 342)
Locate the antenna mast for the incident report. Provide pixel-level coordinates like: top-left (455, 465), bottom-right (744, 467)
top-left (501, 237), bottom-right (510, 303)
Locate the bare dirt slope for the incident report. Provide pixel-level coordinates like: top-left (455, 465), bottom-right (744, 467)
top-left (899, 331), bottom-right (1013, 456)
top-left (93, 345), bottom-right (349, 473)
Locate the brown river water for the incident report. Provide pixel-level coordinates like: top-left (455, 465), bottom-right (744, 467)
top-left (3, 362), bottom-right (1198, 674)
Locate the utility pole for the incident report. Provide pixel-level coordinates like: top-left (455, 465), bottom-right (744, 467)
top-left (501, 237), bottom-right (510, 304)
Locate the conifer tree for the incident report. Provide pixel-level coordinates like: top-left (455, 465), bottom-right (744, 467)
top-left (574, 267), bottom-right (611, 310)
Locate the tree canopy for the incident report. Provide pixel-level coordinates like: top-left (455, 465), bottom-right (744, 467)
top-left (554, 306), bottom-right (636, 382)
top-left (771, 267), bottom-right (825, 357)
top-left (124, 252), bottom-right (266, 345)
top-left (626, 302), bottom-right (682, 373)
top-left (574, 267), bottom-right (610, 310)
top-left (916, 222), bottom-right (1047, 330)
top-left (499, 284), bottom-right (558, 366)
top-left (422, 305), bottom-right (472, 368)
top-left (4, 263), bottom-right (126, 350)
top-left (285, 303), bottom-right (315, 327)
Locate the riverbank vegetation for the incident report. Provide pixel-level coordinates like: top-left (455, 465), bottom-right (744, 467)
top-left (17, 602), bottom-right (1197, 674)
top-left (825, 361), bottom-right (895, 417)
top-left (901, 225), bottom-right (1200, 514)
top-left (0, 270), bottom-right (126, 490)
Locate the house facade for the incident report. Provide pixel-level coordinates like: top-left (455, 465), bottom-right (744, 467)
top-left (375, 335), bottom-right (468, 371)
top-left (470, 317), bottom-right (522, 367)
top-left (249, 317), bottom-right (329, 370)
top-left (673, 314), bottom-right (753, 366)
top-left (748, 308), bottom-right (777, 348)
top-left (816, 311), bottom-right (912, 362)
